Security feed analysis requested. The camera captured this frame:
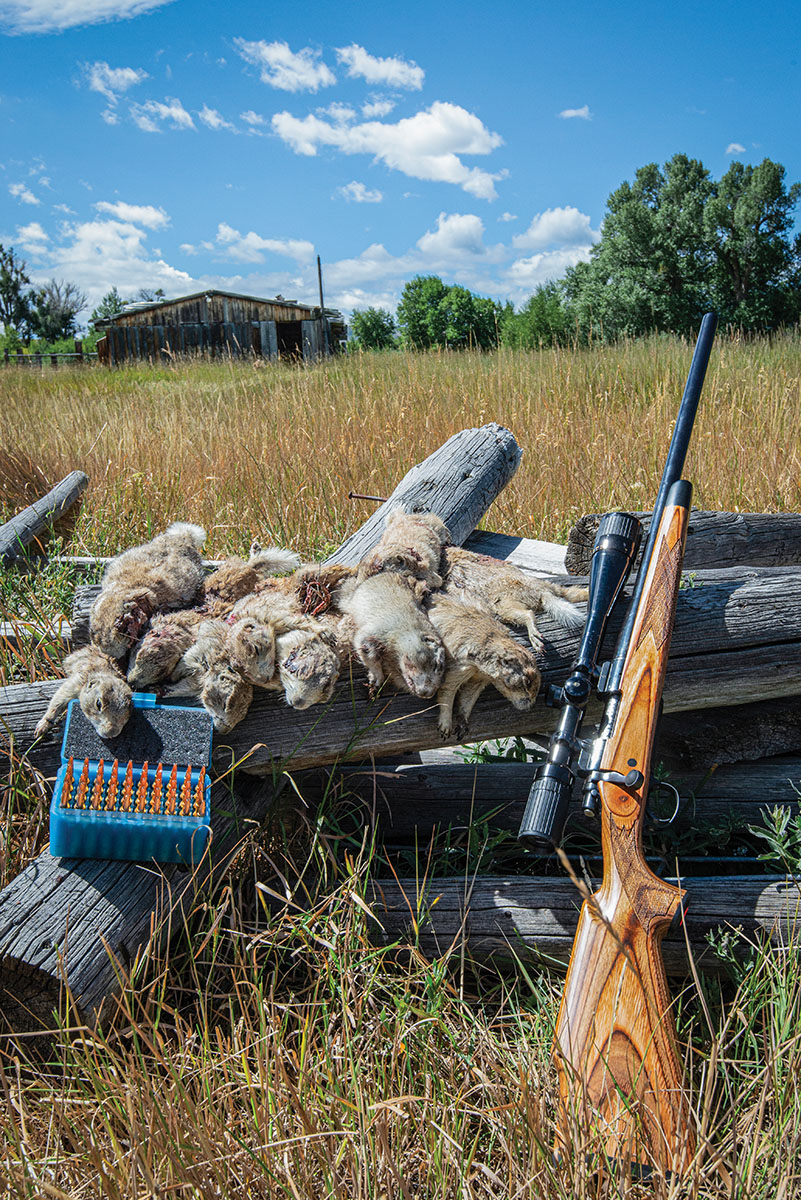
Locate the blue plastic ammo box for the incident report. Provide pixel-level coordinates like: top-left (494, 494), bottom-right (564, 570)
top-left (49, 693), bottom-right (213, 865)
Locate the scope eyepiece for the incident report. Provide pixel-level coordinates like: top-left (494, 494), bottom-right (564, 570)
top-left (518, 762), bottom-right (574, 848)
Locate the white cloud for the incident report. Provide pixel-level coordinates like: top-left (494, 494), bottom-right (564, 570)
top-left (0, 0), bottom-right (174, 34)
top-left (417, 211), bottom-right (489, 258)
top-left (338, 180), bottom-right (383, 203)
top-left (513, 206), bottom-right (599, 251)
top-left (558, 105), bottom-right (592, 120)
top-left (129, 97), bottom-right (195, 132)
top-left (272, 100), bottom-right (504, 200)
top-left (9, 182), bottom-right (39, 204)
top-left (362, 97), bottom-right (396, 119)
top-left (199, 105), bottom-right (235, 132)
top-left (316, 101), bottom-right (356, 123)
top-left (726, 142), bottom-right (745, 154)
top-left (94, 200), bottom-right (169, 229)
top-left (101, 109), bottom-right (120, 125)
top-left (234, 39), bottom-right (335, 92)
top-left (505, 246), bottom-right (594, 293)
top-left (82, 61), bottom-right (148, 102)
top-left (214, 223), bottom-right (315, 264)
top-left (498, 212), bottom-right (517, 222)
top-left (20, 217), bottom-right (195, 313)
top-left (16, 221), bottom-right (48, 248)
top-left (240, 110), bottom-right (267, 127)
top-left (335, 44), bottom-right (424, 90)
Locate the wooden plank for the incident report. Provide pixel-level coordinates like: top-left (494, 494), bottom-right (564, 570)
top-left (0, 776), bottom-right (281, 1036)
top-left (566, 510), bottom-right (801, 575)
top-left (0, 472), bottom-right (89, 566)
top-left (462, 530), bottom-right (567, 576)
top-left (296, 754), bottom-right (801, 841)
top-left (366, 874), bottom-right (801, 976)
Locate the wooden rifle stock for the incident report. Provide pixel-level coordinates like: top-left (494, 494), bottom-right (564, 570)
top-left (554, 488), bottom-right (695, 1176)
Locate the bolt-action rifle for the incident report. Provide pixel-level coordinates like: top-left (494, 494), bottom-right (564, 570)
top-left (518, 313), bottom-right (718, 1176)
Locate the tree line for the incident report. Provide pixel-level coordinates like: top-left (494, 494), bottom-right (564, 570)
top-left (351, 155), bottom-right (801, 350)
top-left (3, 154), bottom-right (797, 356)
top-left (0, 255), bottom-right (164, 354)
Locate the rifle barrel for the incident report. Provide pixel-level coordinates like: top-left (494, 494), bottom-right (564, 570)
top-left (607, 312), bottom-right (717, 693)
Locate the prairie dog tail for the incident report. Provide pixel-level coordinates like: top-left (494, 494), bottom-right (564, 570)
top-left (540, 582), bottom-right (589, 628)
top-left (165, 521), bottom-right (207, 548)
top-left (249, 547), bottom-right (302, 576)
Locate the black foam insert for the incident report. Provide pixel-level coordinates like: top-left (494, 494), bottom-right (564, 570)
top-left (63, 702), bottom-right (212, 768)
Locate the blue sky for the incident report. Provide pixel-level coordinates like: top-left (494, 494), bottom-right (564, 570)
top-left (1, 0), bottom-right (799, 324)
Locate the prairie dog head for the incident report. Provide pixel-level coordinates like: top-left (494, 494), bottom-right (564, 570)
top-left (200, 665), bottom-right (253, 733)
top-left (227, 617), bottom-right (276, 686)
top-left (128, 619), bottom-right (193, 686)
top-left (90, 588), bottom-right (157, 659)
top-left (79, 673), bottom-right (133, 738)
top-left (492, 655), bottom-right (541, 711)
top-left (396, 629), bottom-right (445, 699)
top-left (278, 629), bottom-right (341, 710)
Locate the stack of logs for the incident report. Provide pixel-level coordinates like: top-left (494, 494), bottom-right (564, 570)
top-left (1, 425), bottom-right (800, 1037)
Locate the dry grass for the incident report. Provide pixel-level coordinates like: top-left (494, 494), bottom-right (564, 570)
top-left (1, 335), bottom-right (800, 1197)
top-left (1, 332), bottom-right (799, 561)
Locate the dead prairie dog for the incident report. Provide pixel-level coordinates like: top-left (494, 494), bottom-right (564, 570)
top-left (427, 594), bottom-right (541, 738)
top-left (339, 571), bottom-right (445, 699)
top-left (90, 521), bottom-right (207, 658)
top-left (357, 509), bottom-right (450, 590)
top-left (35, 645), bottom-right (133, 741)
top-left (163, 619), bottom-right (253, 733)
top-left (203, 547), bottom-right (300, 606)
top-left (127, 609), bottom-right (204, 688)
top-left (273, 626), bottom-right (341, 710)
top-left (442, 546), bottom-right (588, 653)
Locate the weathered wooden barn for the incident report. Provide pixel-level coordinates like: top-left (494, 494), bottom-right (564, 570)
top-left (95, 290), bottom-right (347, 365)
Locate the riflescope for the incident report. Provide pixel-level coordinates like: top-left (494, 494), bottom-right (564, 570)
top-left (517, 511), bottom-right (641, 847)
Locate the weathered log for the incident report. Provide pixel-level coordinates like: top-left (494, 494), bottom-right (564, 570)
top-left (0, 424), bottom-right (523, 1032)
top-left (566, 510), bottom-right (801, 575)
top-left (298, 754), bottom-right (801, 842)
top-left (0, 775), bottom-right (283, 1036)
top-left (330, 422), bottom-right (522, 565)
top-left (9, 563), bottom-right (801, 777)
top-left (658, 697), bottom-right (801, 769)
top-left (0, 471), bottom-right (88, 566)
top-left (366, 873), bottom-right (801, 976)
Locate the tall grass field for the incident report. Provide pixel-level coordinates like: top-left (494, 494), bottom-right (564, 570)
top-left (1, 334), bottom-right (800, 1198)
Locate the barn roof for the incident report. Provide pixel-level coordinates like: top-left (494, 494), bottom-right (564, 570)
top-left (102, 288), bottom-right (316, 324)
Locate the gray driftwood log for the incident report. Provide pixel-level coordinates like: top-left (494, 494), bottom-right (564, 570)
top-left (0, 423), bottom-right (523, 1033)
top-left (366, 873), bottom-right (801, 976)
top-left (0, 471), bottom-right (88, 566)
top-left (566, 510), bottom-right (801, 575)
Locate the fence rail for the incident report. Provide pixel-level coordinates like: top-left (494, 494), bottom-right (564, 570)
top-left (3, 347), bottom-right (97, 367)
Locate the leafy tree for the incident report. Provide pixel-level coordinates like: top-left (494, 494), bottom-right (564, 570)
top-left (0, 244), bottom-right (35, 340)
top-left (397, 275), bottom-right (501, 350)
top-left (32, 279), bottom-right (88, 343)
top-left (88, 287), bottom-right (129, 329)
top-left (704, 160), bottom-right (801, 328)
top-left (397, 275), bottom-right (449, 348)
top-left (563, 154), bottom-right (801, 337)
top-left (349, 307), bottom-right (398, 350)
top-left (501, 282), bottom-right (572, 348)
